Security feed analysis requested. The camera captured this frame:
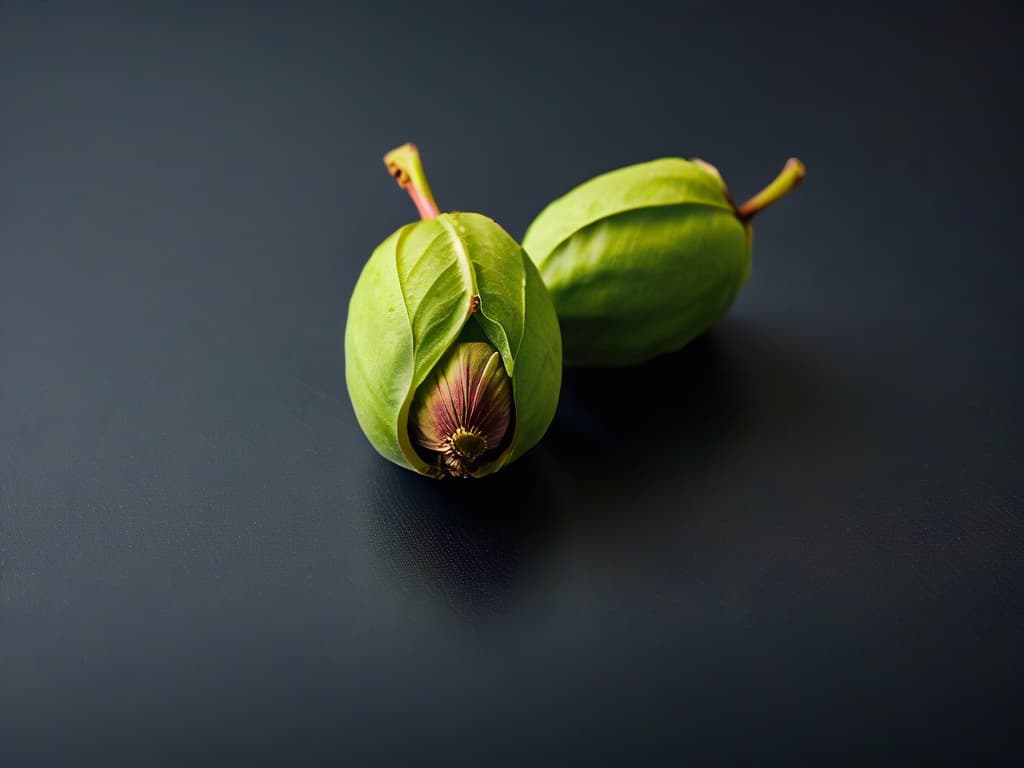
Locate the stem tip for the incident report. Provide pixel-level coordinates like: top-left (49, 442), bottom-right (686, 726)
top-left (736, 157), bottom-right (806, 221)
top-left (384, 143), bottom-right (440, 220)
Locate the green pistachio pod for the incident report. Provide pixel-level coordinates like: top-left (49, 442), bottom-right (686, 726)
top-left (345, 146), bottom-right (562, 478)
top-left (522, 156), bottom-right (805, 366)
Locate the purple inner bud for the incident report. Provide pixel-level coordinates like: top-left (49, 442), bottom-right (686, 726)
top-left (410, 342), bottom-right (513, 477)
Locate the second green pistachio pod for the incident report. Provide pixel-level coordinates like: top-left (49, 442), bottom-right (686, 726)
top-left (522, 156), bottom-right (805, 366)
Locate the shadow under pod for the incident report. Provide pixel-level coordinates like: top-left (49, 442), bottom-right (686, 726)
top-left (543, 318), bottom-right (839, 531)
top-left (547, 330), bottom-right (746, 475)
top-left (360, 447), bottom-right (562, 621)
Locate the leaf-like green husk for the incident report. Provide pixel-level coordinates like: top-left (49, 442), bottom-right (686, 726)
top-left (345, 226), bottom-right (423, 470)
top-left (523, 157), bottom-right (732, 271)
top-left (504, 253), bottom-right (561, 463)
top-left (540, 205), bottom-right (748, 365)
top-left (443, 214), bottom-right (561, 475)
top-left (522, 157), bottom-right (749, 366)
top-left (345, 212), bottom-right (561, 475)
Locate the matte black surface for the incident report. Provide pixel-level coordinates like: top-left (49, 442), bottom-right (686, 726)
top-left (1, 2), bottom-right (1021, 765)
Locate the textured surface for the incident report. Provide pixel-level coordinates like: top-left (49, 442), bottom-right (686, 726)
top-left (1, 2), bottom-right (1021, 765)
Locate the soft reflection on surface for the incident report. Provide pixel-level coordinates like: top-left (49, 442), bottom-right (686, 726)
top-left (361, 449), bottom-right (563, 620)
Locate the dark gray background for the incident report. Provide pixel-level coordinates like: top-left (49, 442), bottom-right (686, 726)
top-left (1, 1), bottom-right (1021, 765)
